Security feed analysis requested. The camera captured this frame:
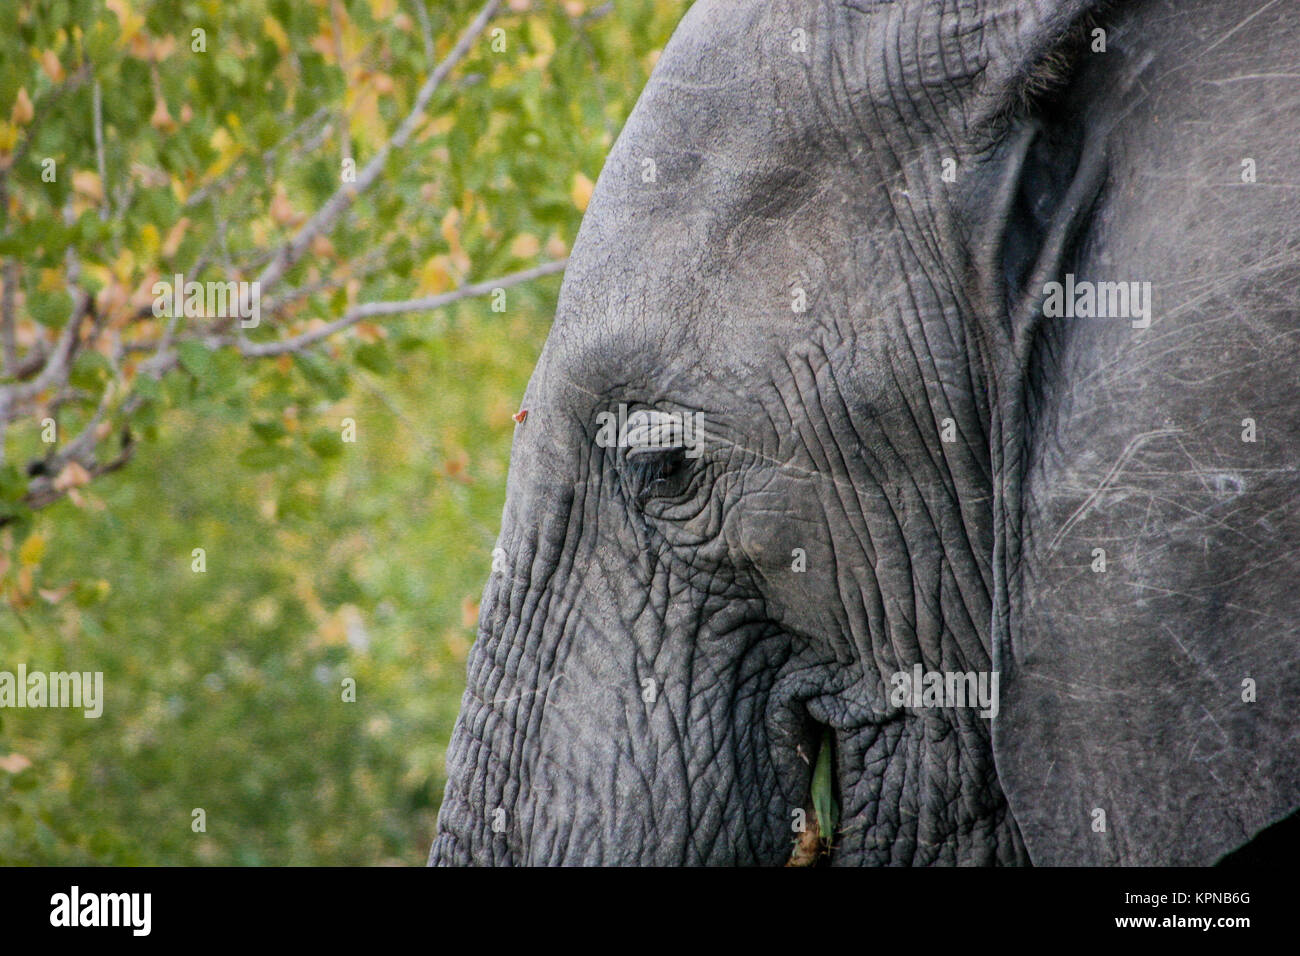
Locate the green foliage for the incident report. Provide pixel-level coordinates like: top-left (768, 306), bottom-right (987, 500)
top-left (0, 0), bottom-right (688, 864)
top-left (0, 302), bottom-right (553, 864)
top-left (811, 725), bottom-right (838, 846)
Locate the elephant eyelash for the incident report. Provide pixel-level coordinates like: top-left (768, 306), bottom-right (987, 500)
top-left (621, 445), bottom-right (699, 506)
top-left (626, 445), bottom-right (687, 486)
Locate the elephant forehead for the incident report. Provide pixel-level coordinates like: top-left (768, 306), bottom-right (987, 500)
top-left (541, 301), bottom-right (799, 408)
top-left (547, 0), bottom-right (911, 362)
top-left (544, 213), bottom-right (894, 418)
top-left (537, 0), bottom-right (918, 418)
top-left (562, 2), bottom-right (889, 255)
top-left (546, 202), bottom-right (894, 411)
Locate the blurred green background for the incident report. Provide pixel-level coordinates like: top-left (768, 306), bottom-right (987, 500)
top-left (0, 0), bottom-right (687, 864)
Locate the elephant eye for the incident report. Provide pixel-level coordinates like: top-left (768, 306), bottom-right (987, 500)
top-left (627, 445), bottom-right (687, 489)
top-left (618, 409), bottom-right (701, 502)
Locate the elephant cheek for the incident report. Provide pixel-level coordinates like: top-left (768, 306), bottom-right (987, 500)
top-left (727, 494), bottom-right (839, 632)
top-left (430, 490), bottom-right (562, 865)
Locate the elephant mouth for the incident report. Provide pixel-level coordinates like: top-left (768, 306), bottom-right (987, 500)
top-left (785, 723), bottom-right (839, 867)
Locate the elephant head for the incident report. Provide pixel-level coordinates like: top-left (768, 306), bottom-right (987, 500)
top-left (431, 0), bottom-right (1300, 865)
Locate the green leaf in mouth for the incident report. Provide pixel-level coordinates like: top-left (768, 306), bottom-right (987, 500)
top-left (811, 725), bottom-right (838, 847)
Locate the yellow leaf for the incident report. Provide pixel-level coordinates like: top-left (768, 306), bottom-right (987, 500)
top-left (347, 85), bottom-right (386, 149)
top-left (150, 35), bottom-right (176, 61)
top-left (204, 124), bottom-right (243, 178)
top-left (270, 184), bottom-right (296, 226)
top-left (128, 32), bottom-right (152, 60)
top-left (510, 233), bottom-right (540, 259)
top-left (161, 216), bottom-right (190, 258)
top-left (0, 121), bottom-right (19, 154)
top-left (138, 222), bottom-right (160, 257)
top-left (15, 565), bottom-right (33, 601)
top-left (130, 277), bottom-right (158, 310)
top-left (73, 169), bottom-right (104, 202)
top-left (310, 29), bottom-right (336, 61)
top-left (571, 172), bottom-right (594, 212)
top-left (38, 267), bottom-right (63, 293)
top-left (104, 0), bottom-right (145, 46)
top-left (53, 461), bottom-right (92, 492)
top-left (440, 207), bottom-right (461, 246)
top-left (460, 595), bottom-right (480, 629)
top-left (150, 95), bottom-right (175, 132)
top-left (319, 607), bottom-right (348, 646)
top-left (11, 87), bottom-right (34, 126)
top-left (310, 234), bottom-right (335, 258)
top-left (40, 50), bottom-right (66, 83)
top-left (526, 19), bottom-right (556, 69)
top-left (417, 256), bottom-right (452, 295)
top-left (18, 533), bottom-right (46, 567)
top-left (84, 262), bottom-right (114, 290)
top-left (83, 264), bottom-right (113, 290)
top-left (368, 0), bottom-right (397, 20)
top-left (443, 446), bottom-right (469, 481)
top-left (110, 248), bottom-right (134, 282)
top-left (263, 15), bottom-right (289, 54)
top-left (354, 321), bottom-right (384, 343)
top-left (0, 753), bottom-right (32, 774)
top-left (39, 583), bottom-right (74, 604)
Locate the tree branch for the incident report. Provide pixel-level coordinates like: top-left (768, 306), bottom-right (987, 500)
top-left (255, 0), bottom-right (503, 294)
top-left (1, 258), bottom-right (16, 377)
top-left (231, 258), bottom-right (567, 357)
top-left (92, 76), bottom-right (110, 221)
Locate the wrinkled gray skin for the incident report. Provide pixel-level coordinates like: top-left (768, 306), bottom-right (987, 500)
top-left (431, 0), bottom-right (1300, 865)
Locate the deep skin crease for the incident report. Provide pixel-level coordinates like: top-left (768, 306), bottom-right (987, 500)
top-left (431, 0), bottom-right (1300, 866)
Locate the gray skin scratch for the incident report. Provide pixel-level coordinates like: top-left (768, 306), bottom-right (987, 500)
top-left (1048, 427), bottom-right (1184, 551)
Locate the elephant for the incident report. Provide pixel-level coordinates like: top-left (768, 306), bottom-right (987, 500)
top-left (430, 0), bottom-right (1300, 865)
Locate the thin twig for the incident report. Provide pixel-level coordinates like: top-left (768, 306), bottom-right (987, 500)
top-left (331, 0), bottom-right (355, 174)
top-left (231, 258), bottom-right (566, 357)
top-left (1, 259), bottom-right (16, 376)
top-left (92, 77), bottom-right (109, 221)
top-left (0, 163), bottom-right (11, 378)
top-left (19, 430), bottom-right (135, 513)
top-left (412, 0), bottom-right (436, 63)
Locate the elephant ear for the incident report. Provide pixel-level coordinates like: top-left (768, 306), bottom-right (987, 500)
top-left (964, 3), bottom-right (1300, 863)
top-left (837, 0), bottom-right (1113, 351)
